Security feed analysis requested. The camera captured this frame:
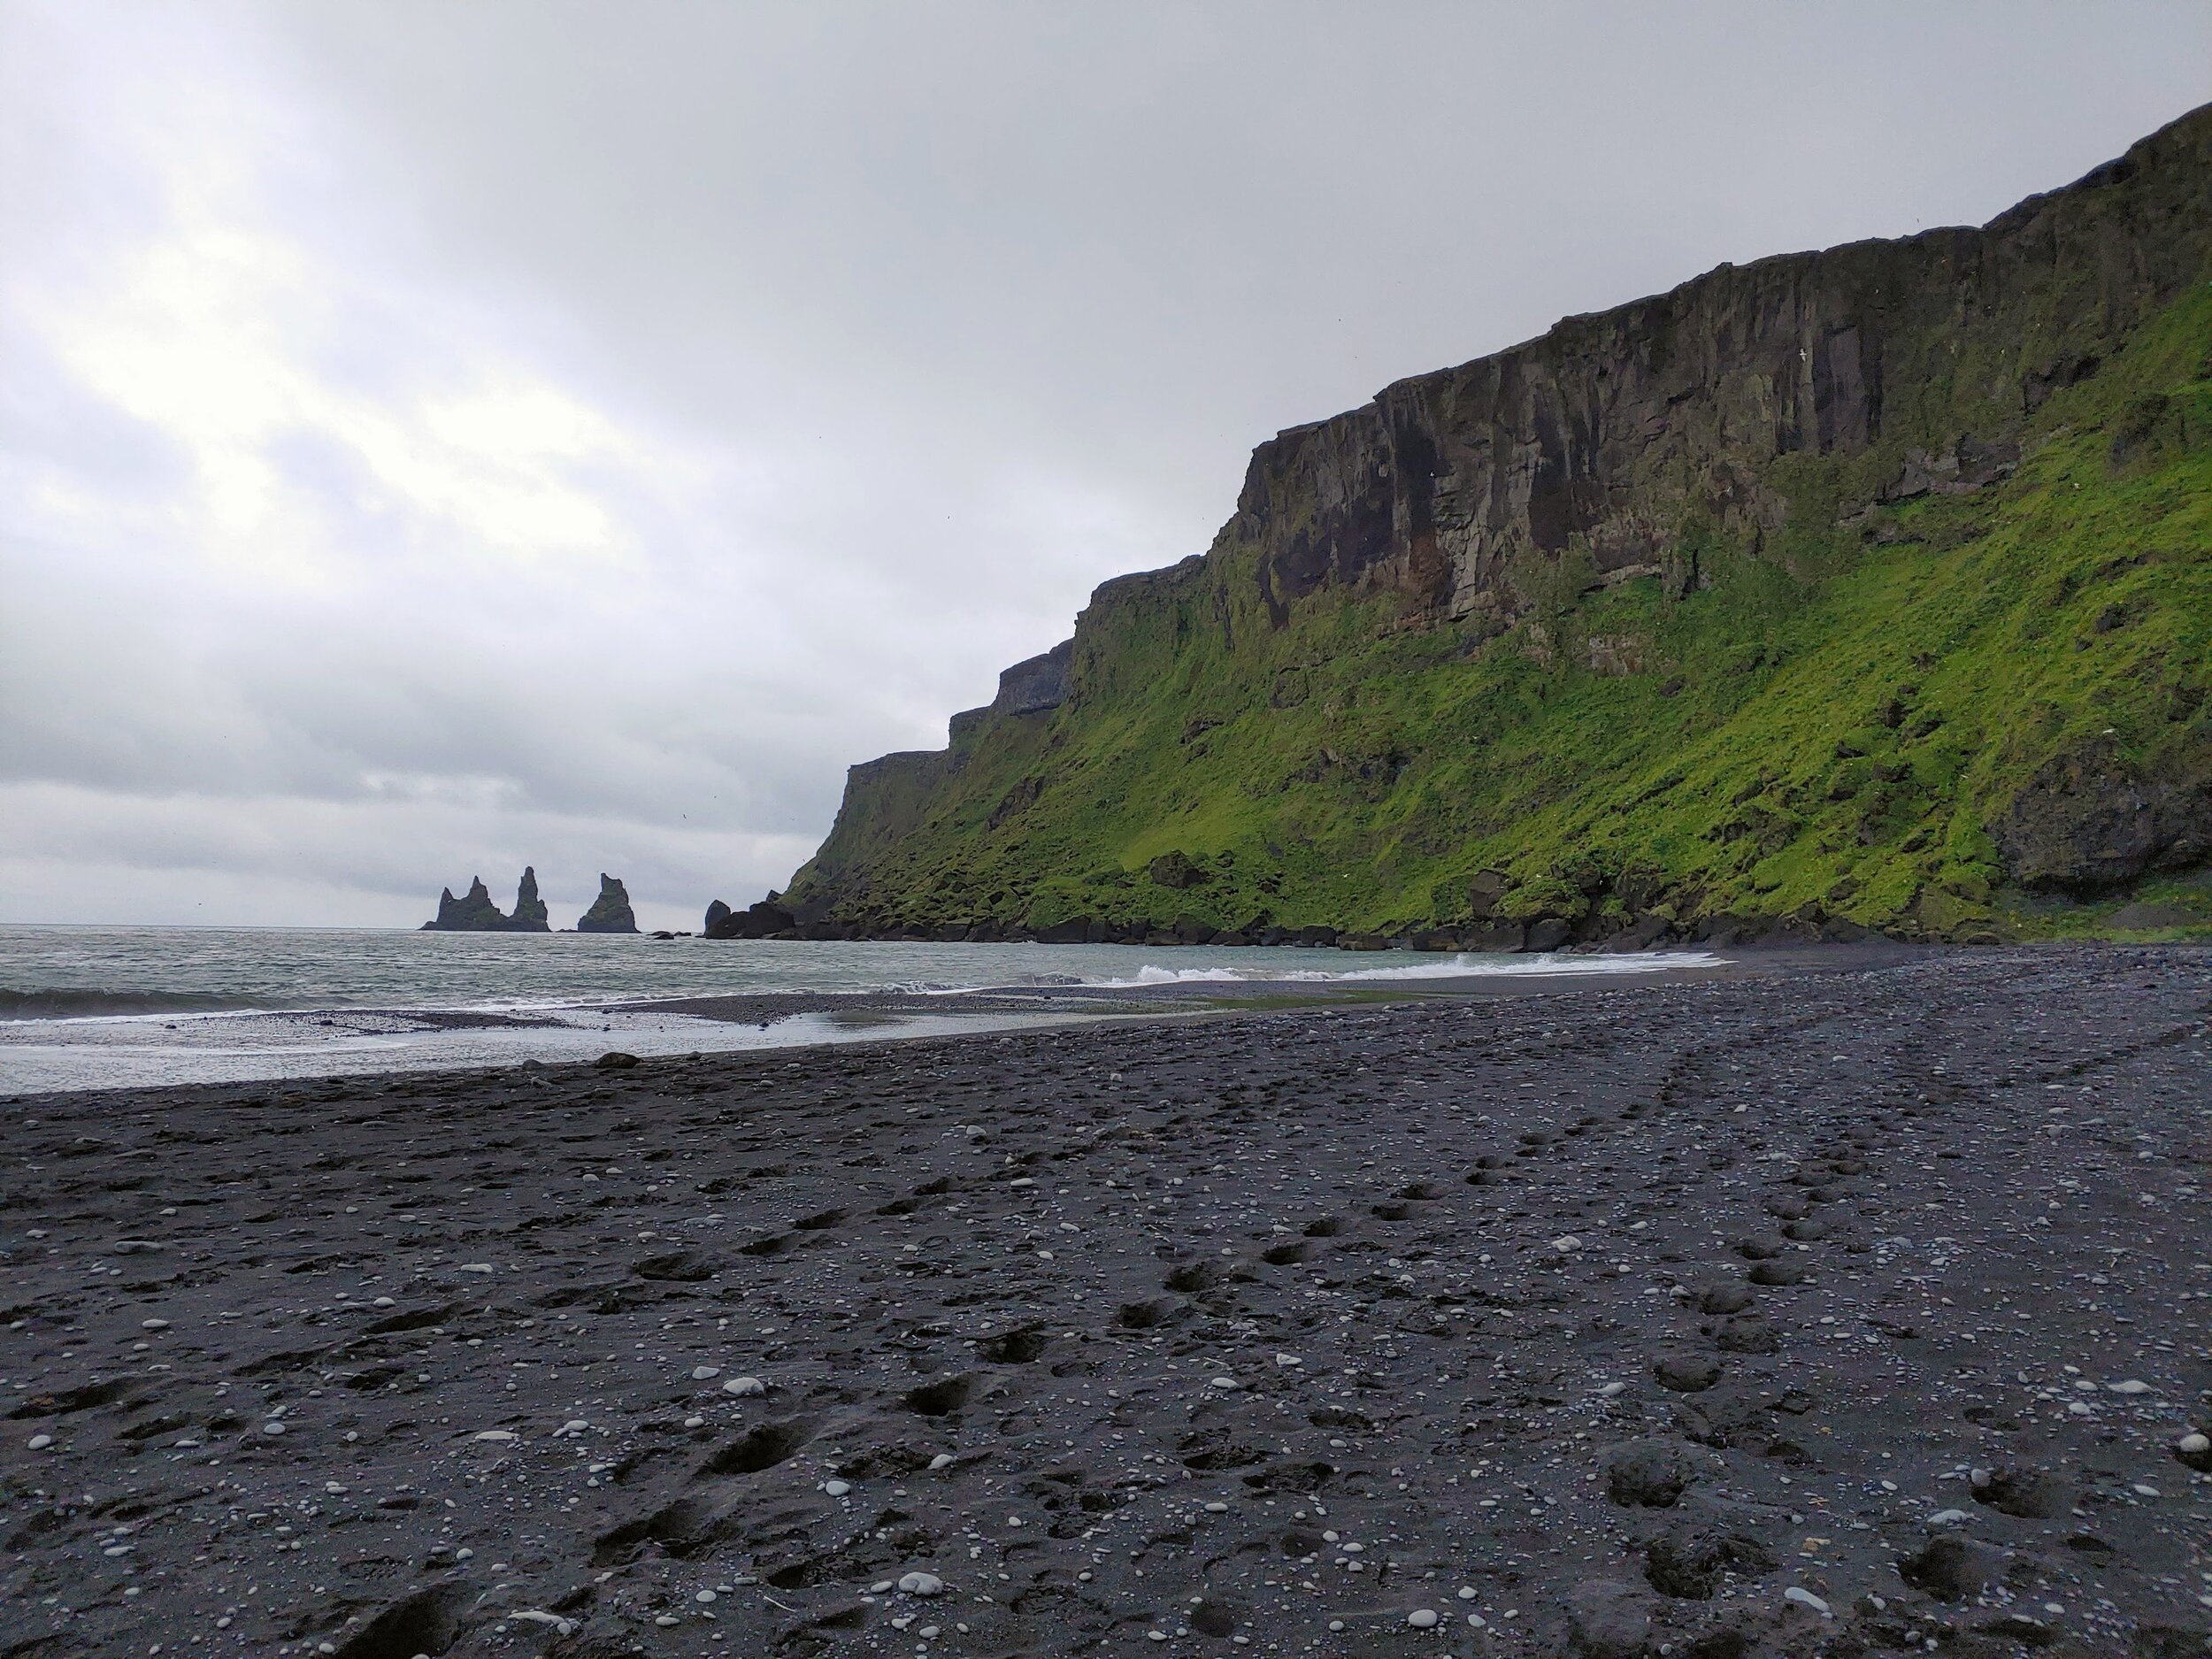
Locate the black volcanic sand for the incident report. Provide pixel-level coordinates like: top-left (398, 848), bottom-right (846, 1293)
top-left (4, 949), bottom-right (2210, 1659)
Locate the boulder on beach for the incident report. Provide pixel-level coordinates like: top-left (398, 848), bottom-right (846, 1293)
top-left (576, 873), bottom-right (639, 933)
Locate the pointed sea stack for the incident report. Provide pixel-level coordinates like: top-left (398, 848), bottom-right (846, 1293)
top-left (422, 877), bottom-right (508, 931)
top-left (576, 874), bottom-right (639, 934)
top-left (509, 866), bottom-right (550, 933)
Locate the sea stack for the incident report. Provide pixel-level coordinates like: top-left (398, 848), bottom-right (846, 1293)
top-left (420, 869), bottom-right (552, 931)
top-left (576, 873), bottom-right (639, 933)
top-left (421, 876), bottom-right (507, 931)
top-left (509, 866), bottom-right (550, 932)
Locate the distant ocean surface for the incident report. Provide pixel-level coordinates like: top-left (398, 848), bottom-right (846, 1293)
top-left (0, 926), bottom-right (1717, 1094)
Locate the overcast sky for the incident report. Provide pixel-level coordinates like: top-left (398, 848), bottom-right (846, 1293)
top-left (2, 3), bottom-right (2204, 930)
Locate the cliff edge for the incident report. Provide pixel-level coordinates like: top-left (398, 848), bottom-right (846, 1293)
top-left (780, 104), bottom-right (2212, 946)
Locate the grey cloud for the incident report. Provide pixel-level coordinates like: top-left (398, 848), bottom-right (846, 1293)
top-left (3, 0), bottom-right (2208, 924)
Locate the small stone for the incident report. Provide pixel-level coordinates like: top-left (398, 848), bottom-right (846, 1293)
top-left (928, 1453), bottom-right (956, 1471)
top-left (1551, 1235), bottom-right (1583, 1253)
top-left (898, 1571), bottom-right (945, 1596)
top-left (2104, 1379), bottom-right (2152, 1394)
top-left (825, 1479), bottom-right (852, 1497)
top-left (1203, 1500), bottom-right (1228, 1513)
top-left (27, 1433), bottom-right (53, 1451)
top-left (2174, 1431), bottom-right (2211, 1471)
top-left (473, 1430), bottom-right (518, 1442)
top-left (723, 1375), bottom-right (766, 1397)
top-left (1785, 1586), bottom-right (1832, 1617)
top-left (261, 1421), bottom-right (286, 1436)
top-left (1209, 1377), bottom-right (1239, 1390)
top-left (458, 1263), bottom-right (495, 1273)
top-left (695, 1589), bottom-right (716, 1603)
top-left (141, 1318), bottom-right (169, 1330)
top-left (1926, 1509), bottom-right (1969, 1526)
top-left (1408, 1609), bottom-right (1440, 1628)
top-left (691, 1365), bottom-right (721, 1380)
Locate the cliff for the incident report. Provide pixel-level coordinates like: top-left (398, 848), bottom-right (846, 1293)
top-left (781, 104), bottom-right (2212, 946)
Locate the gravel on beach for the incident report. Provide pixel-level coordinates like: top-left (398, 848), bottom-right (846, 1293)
top-left (3, 947), bottom-right (2208, 1658)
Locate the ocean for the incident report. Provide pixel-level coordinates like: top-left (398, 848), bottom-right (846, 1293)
top-left (0, 925), bottom-right (1718, 1093)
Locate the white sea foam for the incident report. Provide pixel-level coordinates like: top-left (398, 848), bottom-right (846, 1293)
top-left (1083, 950), bottom-right (1720, 989)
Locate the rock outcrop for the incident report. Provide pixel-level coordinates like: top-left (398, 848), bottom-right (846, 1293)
top-left (420, 870), bottom-right (555, 932)
top-left (575, 874), bottom-right (639, 934)
top-left (509, 866), bottom-right (550, 932)
top-left (776, 104), bottom-right (2212, 944)
top-left (702, 896), bottom-right (797, 940)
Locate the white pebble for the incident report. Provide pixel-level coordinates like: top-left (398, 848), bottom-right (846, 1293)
top-left (1203, 1501), bottom-right (1228, 1513)
top-left (2177, 1432), bottom-right (2209, 1455)
top-left (27, 1433), bottom-right (53, 1451)
top-left (2106, 1379), bottom-right (2153, 1394)
top-left (261, 1421), bottom-right (285, 1436)
top-left (723, 1375), bottom-right (766, 1397)
top-left (1551, 1235), bottom-right (1582, 1252)
top-left (1927, 1509), bottom-right (1968, 1526)
top-left (695, 1589), bottom-right (716, 1603)
top-left (1209, 1377), bottom-right (1239, 1390)
top-left (553, 1419), bottom-right (589, 1437)
top-left (898, 1571), bottom-right (944, 1596)
top-left (1457, 1586), bottom-right (1477, 1601)
top-left (691, 1365), bottom-right (721, 1380)
top-left (142, 1318), bottom-right (169, 1331)
top-left (472, 1430), bottom-right (517, 1442)
top-left (928, 1453), bottom-right (956, 1471)
top-left (458, 1262), bottom-right (495, 1273)
top-left (1408, 1609), bottom-right (1440, 1628)
top-left (1785, 1587), bottom-right (1832, 1617)
top-left (825, 1479), bottom-right (852, 1497)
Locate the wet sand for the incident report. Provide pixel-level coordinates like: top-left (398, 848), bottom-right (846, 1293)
top-left (3, 945), bottom-right (2208, 1658)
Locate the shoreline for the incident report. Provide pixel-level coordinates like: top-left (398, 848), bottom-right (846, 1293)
top-left (0, 941), bottom-right (1926, 1098)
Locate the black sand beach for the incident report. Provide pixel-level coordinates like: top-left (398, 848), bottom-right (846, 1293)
top-left (4, 946), bottom-right (2209, 1658)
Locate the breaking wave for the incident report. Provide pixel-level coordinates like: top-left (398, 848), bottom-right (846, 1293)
top-left (1084, 951), bottom-right (1720, 989)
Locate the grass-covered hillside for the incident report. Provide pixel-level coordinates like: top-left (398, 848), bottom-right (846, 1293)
top-left (781, 124), bottom-right (2212, 947)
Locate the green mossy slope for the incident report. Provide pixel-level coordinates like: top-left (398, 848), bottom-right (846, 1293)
top-left (787, 280), bottom-right (2212, 946)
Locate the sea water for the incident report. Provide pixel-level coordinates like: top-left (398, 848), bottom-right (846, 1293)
top-left (0, 925), bottom-right (1717, 1093)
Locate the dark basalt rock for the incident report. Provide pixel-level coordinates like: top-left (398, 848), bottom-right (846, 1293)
top-left (421, 869), bottom-right (552, 932)
top-left (576, 874), bottom-right (639, 934)
top-left (508, 865), bottom-right (550, 933)
top-left (703, 896), bottom-right (797, 940)
top-left (1994, 736), bottom-right (2212, 894)
top-left (1148, 851), bottom-right (1207, 889)
top-left (422, 876), bottom-right (506, 932)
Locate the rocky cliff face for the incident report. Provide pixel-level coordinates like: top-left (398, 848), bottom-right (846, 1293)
top-left (782, 105), bottom-right (2212, 943)
top-left (575, 874), bottom-right (639, 934)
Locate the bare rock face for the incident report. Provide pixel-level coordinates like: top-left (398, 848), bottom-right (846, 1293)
top-left (703, 896), bottom-right (796, 939)
top-left (421, 877), bottom-right (506, 932)
top-left (508, 866), bottom-right (551, 933)
top-left (1994, 738), bottom-right (2212, 894)
top-left (576, 874), bottom-right (639, 934)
